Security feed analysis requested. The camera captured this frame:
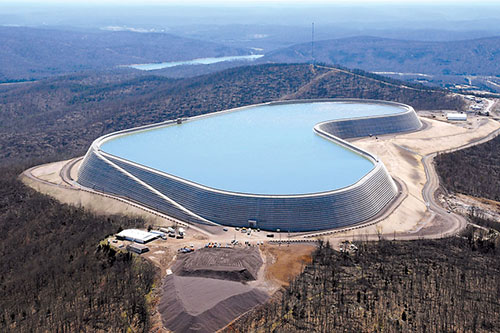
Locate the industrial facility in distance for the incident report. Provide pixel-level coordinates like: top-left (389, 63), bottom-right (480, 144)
top-left (77, 99), bottom-right (422, 232)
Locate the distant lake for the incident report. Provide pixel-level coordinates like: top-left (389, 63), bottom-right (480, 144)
top-left (125, 54), bottom-right (264, 71)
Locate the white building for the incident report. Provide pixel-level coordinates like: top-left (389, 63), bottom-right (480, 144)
top-left (116, 229), bottom-right (159, 244)
top-left (447, 113), bottom-right (467, 121)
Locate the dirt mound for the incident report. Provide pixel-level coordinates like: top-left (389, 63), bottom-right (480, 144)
top-left (173, 247), bottom-right (263, 281)
top-left (159, 275), bottom-right (268, 333)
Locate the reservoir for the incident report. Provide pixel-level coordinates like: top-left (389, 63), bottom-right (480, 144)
top-left (100, 101), bottom-right (403, 195)
top-left (126, 54), bottom-right (263, 71)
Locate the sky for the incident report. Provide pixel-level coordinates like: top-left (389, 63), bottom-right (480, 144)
top-left (2, 0), bottom-right (499, 5)
top-left (2, 0), bottom-right (499, 33)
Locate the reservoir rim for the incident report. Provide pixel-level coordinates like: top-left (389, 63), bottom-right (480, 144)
top-left (92, 98), bottom-right (412, 198)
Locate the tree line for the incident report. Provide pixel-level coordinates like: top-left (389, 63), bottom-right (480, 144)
top-left (0, 167), bottom-right (157, 332)
top-left (0, 63), bottom-right (465, 163)
top-left (435, 134), bottom-right (500, 201)
top-left (226, 236), bottom-right (500, 332)
top-left (0, 62), bottom-right (470, 331)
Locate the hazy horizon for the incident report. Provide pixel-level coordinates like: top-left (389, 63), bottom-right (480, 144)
top-left (2, 0), bottom-right (500, 5)
top-left (2, 2), bottom-right (500, 30)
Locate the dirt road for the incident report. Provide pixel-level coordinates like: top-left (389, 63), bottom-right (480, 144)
top-left (421, 122), bottom-right (500, 235)
top-left (22, 111), bottom-right (500, 245)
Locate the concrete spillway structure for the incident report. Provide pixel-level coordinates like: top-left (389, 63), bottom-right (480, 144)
top-left (77, 99), bottom-right (422, 232)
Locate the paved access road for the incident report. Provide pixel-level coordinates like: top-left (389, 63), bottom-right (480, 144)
top-left (419, 124), bottom-right (500, 239)
top-left (23, 111), bottom-right (500, 243)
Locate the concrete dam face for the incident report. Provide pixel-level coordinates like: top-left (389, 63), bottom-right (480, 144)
top-left (77, 99), bottom-right (422, 231)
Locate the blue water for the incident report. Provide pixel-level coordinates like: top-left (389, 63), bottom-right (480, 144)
top-left (101, 102), bottom-right (403, 195)
top-left (126, 55), bottom-right (263, 71)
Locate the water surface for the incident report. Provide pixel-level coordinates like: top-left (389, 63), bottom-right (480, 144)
top-left (126, 54), bottom-right (263, 71)
top-left (101, 102), bottom-right (403, 195)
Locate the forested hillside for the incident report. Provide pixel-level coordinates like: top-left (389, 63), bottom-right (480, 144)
top-left (0, 63), bottom-right (464, 163)
top-left (0, 26), bottom-right (248, 82)
top-left (0, 167), bottom-right (157, 332)
top-left (264, 36), bottom-right (500, 76)
top-left (0, 63), bottom-right (470, 332)
top-left (436, 134), bottom-right (500, 201)
top-left (228, 238), bottom-right (500, 332)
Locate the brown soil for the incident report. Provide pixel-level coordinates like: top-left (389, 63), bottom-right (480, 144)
top-left (445, 193), bottom-right (500, 223)
top-left (261, 244), bottom-right (315, 287)
top-left (172, 247), bottom-right (262, 282)
top-left (472, 196), bottom-right (500, 212)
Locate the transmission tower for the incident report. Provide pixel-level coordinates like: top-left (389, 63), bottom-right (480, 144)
top-left (311, 22), bottom-right (315, 65)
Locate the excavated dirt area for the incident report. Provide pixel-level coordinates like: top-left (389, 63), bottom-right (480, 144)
top-left (159, 247), bottom-right (269, 332)
top-left (159, 275), bottom-right (268, 332)
top-left (172, 247), bottom-right (263, 281)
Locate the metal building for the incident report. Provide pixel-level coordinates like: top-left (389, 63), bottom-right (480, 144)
top-left (116, 229), bottom-right (159, 244)
top-left (447, 112), bottom-right (467, 121)
top-left (126, 243), bottom-right (149, 254)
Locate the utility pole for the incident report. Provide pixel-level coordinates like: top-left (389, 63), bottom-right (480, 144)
top-left (311, 22), bottom-right (315, 65)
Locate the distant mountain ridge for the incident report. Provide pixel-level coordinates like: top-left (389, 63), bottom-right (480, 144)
top-left (0, 26), bottom-right (249, 82)
top-left (263, 36), bottom-right (500, 76)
